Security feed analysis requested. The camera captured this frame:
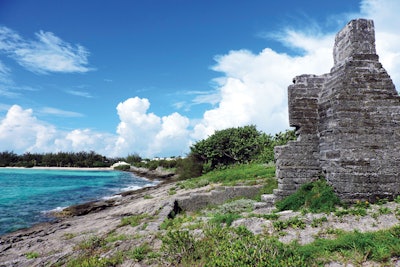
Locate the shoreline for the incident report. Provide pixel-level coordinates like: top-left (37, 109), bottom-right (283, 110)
top-left (0, 166), bottom-right (175, 235)
top-left (0, 179), bottom-right (183, 266)
top-left (2, 166), bottom-right (113, 171)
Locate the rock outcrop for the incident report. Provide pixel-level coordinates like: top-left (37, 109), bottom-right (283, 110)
top-left (275, 19), bottom-right (400, 202)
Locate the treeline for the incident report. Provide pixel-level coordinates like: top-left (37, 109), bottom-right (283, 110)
top-left (1, 126), bottom-right (296, 173)
top-left (0, 151), bottom-right (122, 168)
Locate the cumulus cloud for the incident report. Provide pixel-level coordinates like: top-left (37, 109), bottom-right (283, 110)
top-left (190, 0), bottom-right (400, 141)
top-left (0, 26), bottom-right (92, 74)
top-left (0, 105), bottom-right (116, 155)
top-left (360, 0), bottom-right (400, 87)
top-left (191, 39), bottom-right (333, 140)
top-left (1, 0), bottom-right (399, 158)
top-left (0, 105), bottom-right (57, 152)
top-left (114, 97), bottom-right (191, 157)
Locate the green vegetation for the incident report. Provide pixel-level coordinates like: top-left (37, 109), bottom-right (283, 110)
top-left (0, 150), bottom-right (117, 168)
top-left (25, 251), bottom-right (39, 259)
top-left (273, 216), bottom-right (306, 230)
top-left (210, 213), bottom-right (241, 226)
top-left (113, 164), bottom-right (131, 171)
top-left (189, 126), bottom-right (295, 170)
top-left (60, 162), bottom-right (400, 266)
top-left (67, 235), bottom-right (123, 267)
top-left (275, 179), bottom-right (341, 213)
top-left (129, 243), bottom-right (152, 261)
top-left (175, 126), bottom-right (295, 180)
top-left (119, 214), bottom-right (151, 227)
top-left (298, 226), bottom-right (400, 265)
top-left (161, 224), bottom-right (307, 266)
top-left (159, 208), bottom-right (400, 266)
top-left (178, 163), bottom-right (277, 189)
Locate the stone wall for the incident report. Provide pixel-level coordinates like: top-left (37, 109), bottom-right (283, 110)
top-left (275, 19), bottom-right (400, 202)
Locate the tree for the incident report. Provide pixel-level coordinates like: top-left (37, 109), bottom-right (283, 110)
top-left (190, 125), bottom-right (265, 169)
top-left (0, 151), bottom-right (18, 167)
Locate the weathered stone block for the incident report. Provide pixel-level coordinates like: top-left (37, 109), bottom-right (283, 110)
top-left (274, 19), bottom-right (400, 202)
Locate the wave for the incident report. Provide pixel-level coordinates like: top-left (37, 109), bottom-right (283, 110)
top-left (101, 194), bottom-right (122, 200)
top-left (41, 206), bottom-right (68, 214)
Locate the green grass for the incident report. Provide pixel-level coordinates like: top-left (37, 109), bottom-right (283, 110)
top-left (210, 213), bottom-right (241, 226)
top-left (119, 214), bottom-right (150, 227)
top-left (178, 163), bottom-right (277, 189)
top-left (160, 213), bottom-right (400, 267)
top-left (129, 244), bottom-right (152, 261)
top-left (297, 226), bottom-right (400, 264)
top-left (275, 178), bottom-right (341, 213)
top-left (25, 251), bottom-right (39, 259)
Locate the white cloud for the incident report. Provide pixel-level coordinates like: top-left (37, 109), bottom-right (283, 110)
top-left (359, 0), bottom-right (400, 88)
top-left (0, 105), bottom-right (116, 155)
top-left (114, 97), bottom-right (191, 157)
top-left (40, 107), bottom-right (84, 117)
top-left (190, 0), bottom-right (400, 141)
top-left (149, 113), bottom-right (190, 156)
top-left (0, 105), bottom-right (57, 152)
top-left (191, 42), bottom-right (333, 140)
top-left (65, 90), bottom-right (93, 98)
top-left (0, 26), bottom-right (92, 74)
top-left (1, 0), bottom-right (399, 158)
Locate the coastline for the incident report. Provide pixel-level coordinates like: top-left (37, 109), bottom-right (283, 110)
top-left (0, 166), bottom-right (171, 233)
top-left (2, 166), bottom-right (113, 171)
top-left (0, 179), bottom-right (183, 266)
top-left (0, 166), bottom-right (180, 265)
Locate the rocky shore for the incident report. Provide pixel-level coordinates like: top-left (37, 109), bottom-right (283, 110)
top-left (2, 168), bottom-right (400, 266)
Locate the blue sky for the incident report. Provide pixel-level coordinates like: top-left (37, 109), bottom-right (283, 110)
top-left (0, 0), bottom-right (399, 158)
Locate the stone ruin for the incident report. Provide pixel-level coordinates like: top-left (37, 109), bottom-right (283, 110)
top-left (274, 19), bottom-right (400, 202)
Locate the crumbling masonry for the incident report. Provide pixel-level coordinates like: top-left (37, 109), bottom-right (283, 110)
top-left (274, 19), bottom-right (400, 202)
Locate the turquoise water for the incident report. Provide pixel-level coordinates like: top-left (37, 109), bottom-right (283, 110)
top-left (0, 168), bottom-right (156, 235)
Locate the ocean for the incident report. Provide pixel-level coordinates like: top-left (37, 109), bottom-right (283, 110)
top-left (0, 168), bottom-right (156, 235)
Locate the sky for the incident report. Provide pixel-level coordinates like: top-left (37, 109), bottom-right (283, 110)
top-left (0, 0), bottom-right (399, 158)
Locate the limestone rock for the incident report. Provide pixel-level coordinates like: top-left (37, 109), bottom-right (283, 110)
top-left (275, 19), bottom-right (400, 202)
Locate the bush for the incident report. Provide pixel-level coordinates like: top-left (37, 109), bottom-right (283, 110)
top-left (210, 213), bottom-right (241, 226)
top-left (176, 154), bottom-right (203, 180)
top-left (113, 164), bottom-right (131, 171)
top-left (276, 179), bottom-right (340, 213)
top-left (190, 125), bottom-right (266, 169)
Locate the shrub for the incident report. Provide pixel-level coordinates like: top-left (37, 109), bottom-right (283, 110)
top-left (217, 199), bottom-right (256, 214)
top-left (120, 214), bottom-right (148, 227)
top-left (210, 213), bottom-right (241, 226)
top-left (129, 244), bottom-right (151, 261)
top-left (161, 225), bottom-right (307, 266)
top-left (175, 154), bottom-right (203, 180)
top-left (275, 179), bottom-right (340, 213)
top-left (113, 164), bottom-right (130, 171)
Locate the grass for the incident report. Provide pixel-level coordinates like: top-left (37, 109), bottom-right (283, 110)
top-left (119, 213), bottom-right (151, 227)
top-left (25, 251), bottom-right (39, 259)
top-left (297, 226), bottom-right (400, 265)
top-left (178, 163), bottom-right (277, 189)
top-left (275, 178), bottom-right (341, 213)
top-left (210, 213), bottom-right (241, 226)
top-left (159, 212), bottom-right (400, 267)
top-left (129, 243), bottom-right (152, 261)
